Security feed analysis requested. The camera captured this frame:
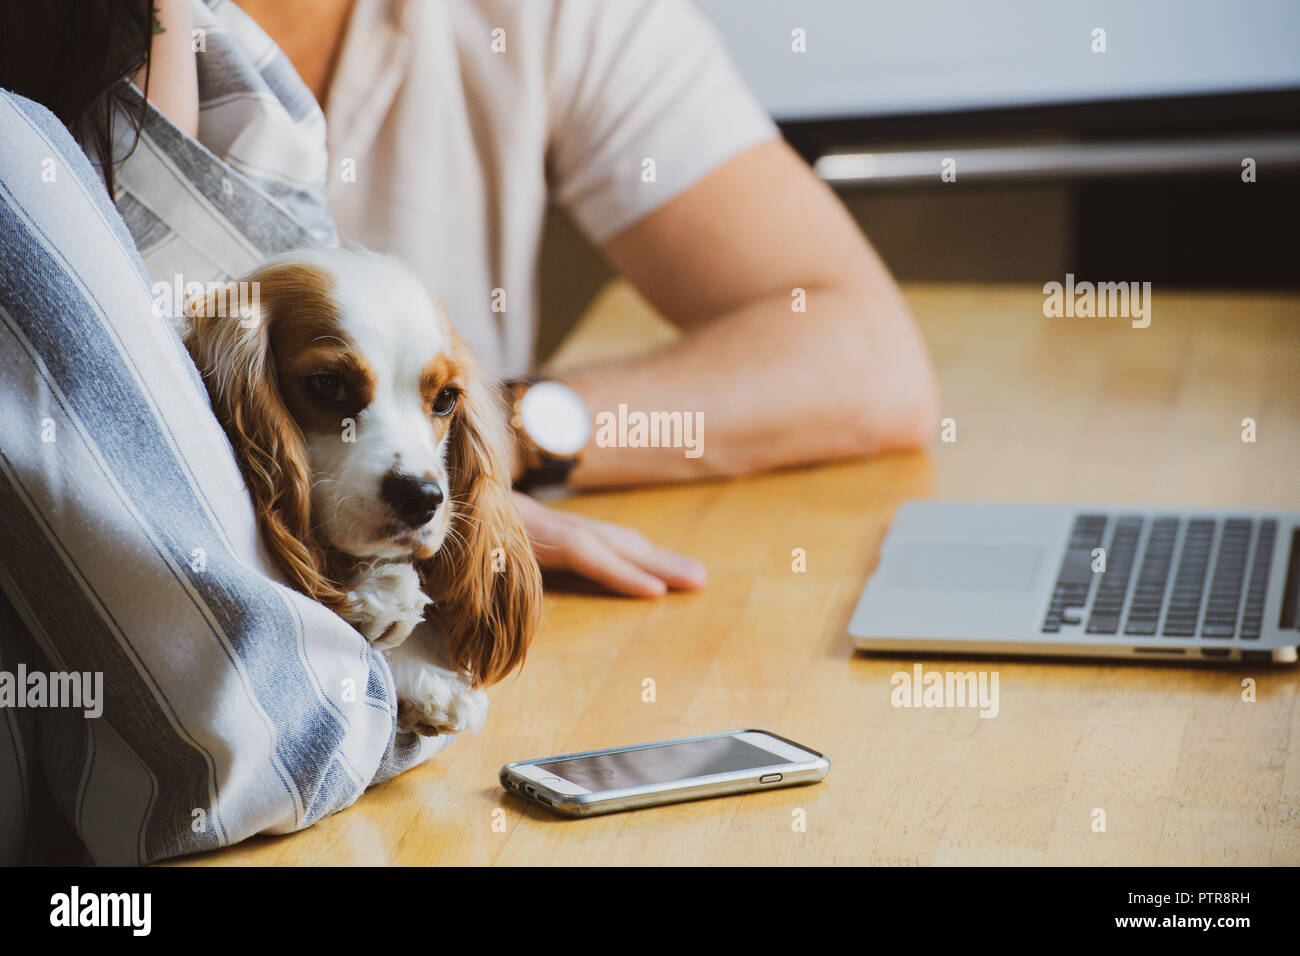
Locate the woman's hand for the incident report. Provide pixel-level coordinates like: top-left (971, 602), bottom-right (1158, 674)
top-left (511, 491), bottom-right (706, 598)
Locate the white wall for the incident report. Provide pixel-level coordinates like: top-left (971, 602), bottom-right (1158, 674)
top-left (694, 0), bottom-right (1300, 121)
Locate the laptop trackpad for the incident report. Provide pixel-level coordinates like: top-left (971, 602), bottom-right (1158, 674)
top-left (881, 542), bottom-right (1041, 591)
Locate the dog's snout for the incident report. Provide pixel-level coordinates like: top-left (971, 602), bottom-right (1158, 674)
top-left (381, 472), bottom-right (444, 528)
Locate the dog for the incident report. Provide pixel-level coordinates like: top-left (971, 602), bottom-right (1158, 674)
top-left (182, 247), bottom-right (541, 735)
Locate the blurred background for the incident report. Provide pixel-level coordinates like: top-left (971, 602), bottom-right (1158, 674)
top-left (538, 0), bottom-right (1300, 360)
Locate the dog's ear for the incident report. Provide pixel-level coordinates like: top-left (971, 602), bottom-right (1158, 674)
top-left (182, 269), bottom-right (351, 613)
top-left (418, 340), bottom-right (542, 686)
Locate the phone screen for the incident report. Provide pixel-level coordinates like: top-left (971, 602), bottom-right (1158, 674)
top-left (535, 735), bottom-right (789, 791)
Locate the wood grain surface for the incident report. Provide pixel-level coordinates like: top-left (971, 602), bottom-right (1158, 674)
top-left (179, 281), bottom-right (1300, 866)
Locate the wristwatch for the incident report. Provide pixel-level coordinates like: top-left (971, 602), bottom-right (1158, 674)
top-left (507, 379), bottom-right (592, 491)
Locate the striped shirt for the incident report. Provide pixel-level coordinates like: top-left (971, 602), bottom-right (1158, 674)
top-left (0, 0), bottom-right (450, 866)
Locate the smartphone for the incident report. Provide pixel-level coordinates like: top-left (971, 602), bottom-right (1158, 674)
top-left (499, 729), bottom-right (829, 816)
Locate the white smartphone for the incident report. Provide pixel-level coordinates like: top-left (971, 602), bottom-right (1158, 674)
top-left (500, 729), bottom-right (829, 817)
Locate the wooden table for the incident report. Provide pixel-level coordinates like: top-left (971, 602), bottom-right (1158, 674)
top-left (183, 281), bottom-right (1300, 866)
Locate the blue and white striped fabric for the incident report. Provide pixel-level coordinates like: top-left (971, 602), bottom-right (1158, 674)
top-left (0, 2), bottom-right (451, 866)
top-left (113, 0), bottom-right (340, 285)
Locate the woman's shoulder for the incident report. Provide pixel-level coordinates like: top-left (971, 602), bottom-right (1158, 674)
top-left (0, 90), bottom-right (99, 182)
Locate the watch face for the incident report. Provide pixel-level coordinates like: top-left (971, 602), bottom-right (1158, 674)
top-left (519, 382), bottom-right (591, 457)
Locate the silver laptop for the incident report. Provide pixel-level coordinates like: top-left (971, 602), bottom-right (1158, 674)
top-left (849, 502), bottom-right (1300, 664)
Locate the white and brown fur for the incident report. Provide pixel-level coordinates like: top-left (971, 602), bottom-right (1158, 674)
top-left (182, 247), bottom-right (540, 735)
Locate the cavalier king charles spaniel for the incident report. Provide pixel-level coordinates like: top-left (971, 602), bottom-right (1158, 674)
top-left (182, 247), bottom-right (541, 735)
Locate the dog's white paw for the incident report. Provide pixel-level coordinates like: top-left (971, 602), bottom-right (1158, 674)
top-left (390, 658), bottom-right (489, 737)
top-left (345, 562), bottom-right (430, 649)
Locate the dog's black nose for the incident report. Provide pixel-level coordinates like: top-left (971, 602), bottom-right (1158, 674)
top-left (381, 473), bottom-right (444, 528)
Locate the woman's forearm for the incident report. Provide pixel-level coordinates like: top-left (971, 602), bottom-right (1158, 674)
top-left (133, 0), bottom-right (199, 138)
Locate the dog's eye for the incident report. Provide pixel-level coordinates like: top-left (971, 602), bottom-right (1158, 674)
top-left (431, 387), bottom-right (458, 417)
top-left (305, 373), bottom-right (348, 405)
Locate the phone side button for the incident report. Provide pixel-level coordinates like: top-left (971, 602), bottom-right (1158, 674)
top-left (759, 773), bottom-right (783, 784)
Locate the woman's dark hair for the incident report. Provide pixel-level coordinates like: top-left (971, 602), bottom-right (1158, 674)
top-left (0, 0), bottom-right (155, 197)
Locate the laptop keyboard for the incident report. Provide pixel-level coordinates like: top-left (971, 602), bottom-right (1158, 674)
top-left (1042, 514), bottom-right (1278, 640)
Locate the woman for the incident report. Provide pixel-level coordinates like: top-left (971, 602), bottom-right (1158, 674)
top-left (0, 0), bottom-right (935, 863)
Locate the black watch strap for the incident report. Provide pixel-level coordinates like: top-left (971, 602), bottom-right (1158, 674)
top-left (514, 454), bottom-right (577, 493)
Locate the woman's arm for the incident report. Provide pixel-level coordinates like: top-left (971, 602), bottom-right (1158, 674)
top-left (564, 138), bottom-right (940, 488)
top-left (133, 0), bottom-right (199, 138)
top-left (0, 91), bottom-right (423, 864)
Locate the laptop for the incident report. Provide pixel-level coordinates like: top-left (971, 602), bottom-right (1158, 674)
top-left (849, 502), bottom-right (1300, 664)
